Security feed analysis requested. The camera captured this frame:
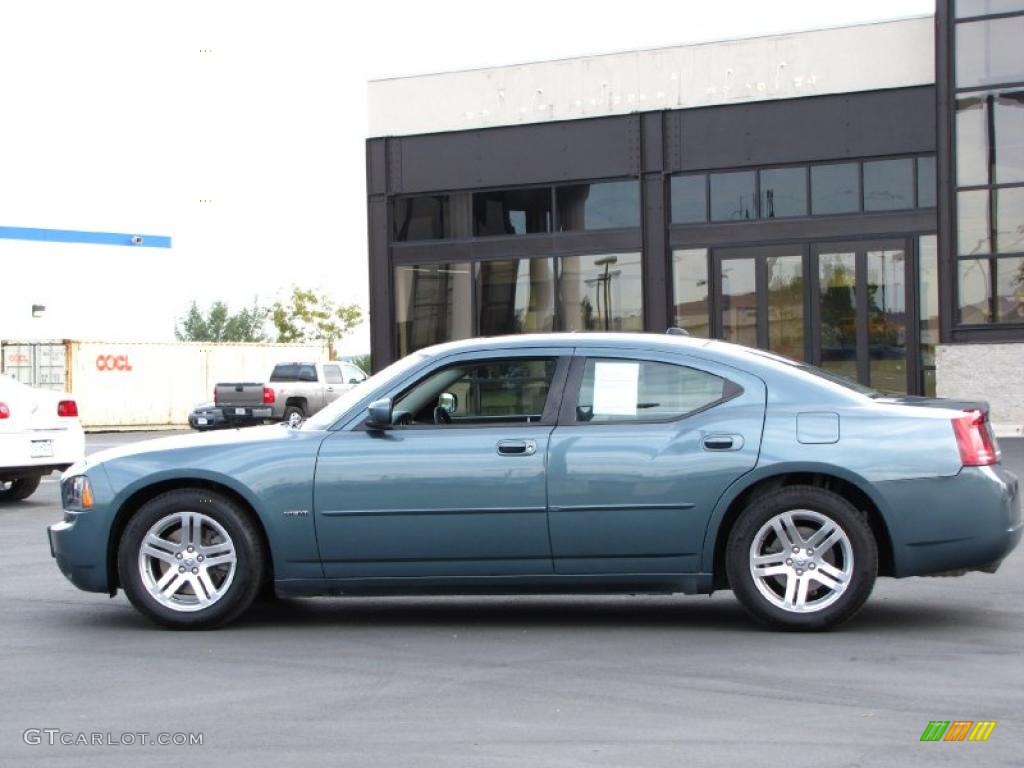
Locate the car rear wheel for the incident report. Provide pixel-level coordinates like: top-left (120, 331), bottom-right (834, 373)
top-left (725, 486), bottom-right (877, 631)
top-left (118, 489), bottom-right (266, 629)
top-left (283, 405), bottom-right (305, 422)
top-left (0, 476), bottom-right (42, 503)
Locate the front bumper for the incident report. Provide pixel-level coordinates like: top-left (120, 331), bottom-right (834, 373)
top-left (48, 469), bottom-right (115, 594)
top-left (877, 464), bottom-right (1021, 578)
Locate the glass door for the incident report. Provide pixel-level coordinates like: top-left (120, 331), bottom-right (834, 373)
top-left (811, 240), bottom-right (910, 394)
top-left (714, 245), bottom-right (807, 361)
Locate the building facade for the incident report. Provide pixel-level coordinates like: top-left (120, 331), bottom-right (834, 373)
top-left (365, 1), bottom-right (1024, 424)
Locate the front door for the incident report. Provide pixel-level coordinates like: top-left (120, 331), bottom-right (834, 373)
top-left (313, 352), bottom-right (567, 579)
top-left (546, 348), bottom-right (766, 574)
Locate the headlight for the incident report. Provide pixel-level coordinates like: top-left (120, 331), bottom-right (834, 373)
top-left (62, 475), bottom-right (94, 509)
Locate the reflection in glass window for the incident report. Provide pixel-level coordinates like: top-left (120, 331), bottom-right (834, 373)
top-left (472, 188), bottom-right (551, 236)
top-left (818, 252), bottom-right (858, 382)
top-left (671, 249), bottom-right (710, 337)
top-left (996, 187), bottom-right (1024, 253)
top-left (766, 255), bottom-right (805, 361)
top-left (393, 195), bottom-right (451, 241)
top-left (956, 95), bottom-right (989, 187)
top-left (811, 163), bottom-right (860, 215)
top-left (958, 258), bottom-right (992, 323)
top-left (866, 249), bottom-right (907, 394)
top-left (720, 258), bottom-right (757, 348)
top-left (956, 0), bottom-right (1024, 17)
top-left (863, 159), bottom-right (914, 212)
top-left (918, 236), bottom-right (939, 397)
top-left (957, 189), bottom-right (991, 255)
top-left (670, 174), bottom-right (708, 224)
top-left (394, 263), bottom-right (473, 356)
top-left (996, 257), bottom-right (1024, 322)
top-left (917, 157), bottom-right (937, 208)
top-left (477, 258), bottom-right (555, 336)
top-left (995, 91), bottom-right (1024, 184)
top-left (575, 359), bottom-right (726, 423)
top-left (956, 16), bottom-right (1024, 88)
top-left (710, 171), bottom-right (757, 221)
top-left (558, 253), bottom-right (643, 332)
top-left (556, 181), bottom-right (640, 230)
top-left (760, 167), bottom-right (808, 218)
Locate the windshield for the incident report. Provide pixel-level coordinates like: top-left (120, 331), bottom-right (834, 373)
top-left (301, 352), bottom-right (430, 430)
top-left (742, 348), bottom-right (881, 397)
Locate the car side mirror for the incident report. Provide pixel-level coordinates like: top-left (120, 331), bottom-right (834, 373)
top-left (348, 377), bottom-right (361, 385)
top-left (366, 398), bottom-right (393, 428)
top-left (438, 392), bottom-right (458, 414)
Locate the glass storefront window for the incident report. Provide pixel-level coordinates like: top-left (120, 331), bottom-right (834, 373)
top-left (710, 171), bottom-right (757, 221)
top-left (956, 95), bottom-right (989, 187)
top-left (917, 157), bottom-right (937, 208)
top-left (995, 91), bottom-right (1024, 184)
top-left (957, 189), bottom-right (992, 255)
top-left (956, 16), bottom-right (1024, 88)
top-left (670, 174), bottom-right (707, 224)
top-left (393, 195), bottom-right (451, 241)
top-left (394, 263), bottom-right (473, 356)
top-left (996, 186), bottom-right (1024, 253)
top-left (818, 252), bottom-right (858, 381)
top-left (956, 0), bottom-right (1024, 17)
top-left (863, 159), bottom-right (914, 212)
top-left (995, 256), bottom-right (1024, 321)
top-left (760, 167), bottom-right (808, 218)
top-left (811, 163), bottom-right (860, 215)
top-left (865, 249), bottom-right (907, 394)
top-left (720, 258), bottom-right (758, 347)
top-left (918, 236), bottom-right (939, 397)
top-left (556, 180), bottom-right (640, 231)
top-left (558, 252), bottom-right (643, 332)
top-left (766, 255), bottom-right (805, 360)
top-left (472, 187), bottom-right (552, 236)
top-left (671, 249), bottom-right (710, 337)
top-left (958, 258), bottom-right (992, 323)
top-left (477, 258), bottom-right (555, 336)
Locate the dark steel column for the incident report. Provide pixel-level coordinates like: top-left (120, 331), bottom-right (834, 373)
top-left (641, 112), bottom-right (669, 333)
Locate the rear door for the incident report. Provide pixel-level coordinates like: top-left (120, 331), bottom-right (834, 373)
top-left (321, 364), bottom-right (345, 406)
top-left (547, 348), bottom-right (766, 574)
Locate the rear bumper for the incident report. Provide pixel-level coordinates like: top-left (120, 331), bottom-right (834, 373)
top-left (0, 427), bottom-right (85, 479)
top-left (220, 406), bottom-right (275, 425)
top-left (876, 464), bottom-right (1021, 577)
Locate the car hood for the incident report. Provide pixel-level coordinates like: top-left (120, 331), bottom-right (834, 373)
top-left (84, 424), bottom-right (300, 467)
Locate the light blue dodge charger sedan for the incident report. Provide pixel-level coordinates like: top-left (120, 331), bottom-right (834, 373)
top-left (49, 333), bottom-right (1021, 630)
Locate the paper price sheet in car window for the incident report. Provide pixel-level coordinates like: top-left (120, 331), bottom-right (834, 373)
top-left (592, 361), bottom-right (640, 417)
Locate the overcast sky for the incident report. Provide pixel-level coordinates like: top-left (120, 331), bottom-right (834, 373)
top-left (0, 0), bottom-right (934, 352)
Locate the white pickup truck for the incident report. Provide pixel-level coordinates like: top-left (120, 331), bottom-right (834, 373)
top-left (0, 375), bottom-right (85, 502)
top-left (213, 361), bottom-right (367, 427)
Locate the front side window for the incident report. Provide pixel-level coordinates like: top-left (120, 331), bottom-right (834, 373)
top-left (393, 358), bottom-right (557, 426)
top-left (575, 358), bottom-right (728, 423)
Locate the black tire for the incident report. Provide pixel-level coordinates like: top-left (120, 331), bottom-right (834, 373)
top-left (117, 489), bottom-right (266, 629)
top-left (0, 476), bottom-right (42, 503)
top-left (725, 485), bottom-right (877, 631)
top-left (283, 405), bottom-right (305, 422)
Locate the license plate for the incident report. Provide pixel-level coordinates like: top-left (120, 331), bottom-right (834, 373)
top-left (31, 440), bottom-right (54, 458)
top-left (235, 408), bottom-right (246, 416)
top-left (196, 417), bottom-right (209, 426)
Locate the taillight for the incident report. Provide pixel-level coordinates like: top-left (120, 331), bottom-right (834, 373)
top-left (952, 408), bottom-right (999, 466)
top-left (263, 387), bottom-right (276, 405)
top-left (57, 400), bottom-right (79, 418)
top-left (213, 388), bottom-right (219, 405)
top-left (0, 402), bottom-right (9, 419)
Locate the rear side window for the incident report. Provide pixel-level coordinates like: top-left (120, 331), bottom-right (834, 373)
top-left (323, 365), bottom-right (344, 385)
top-left (575, 358), bottom-right (729, 423)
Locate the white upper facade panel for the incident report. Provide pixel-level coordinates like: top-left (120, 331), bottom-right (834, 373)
top-left (369, 16), bottom-right (934, 137)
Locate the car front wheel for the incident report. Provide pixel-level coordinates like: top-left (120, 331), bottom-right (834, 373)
top-left (0, 476), bottom-right (42, 503)
top-left (725, 486), bottom-right (877, 631)
top-left (118, 489), bottom-right (266, 629)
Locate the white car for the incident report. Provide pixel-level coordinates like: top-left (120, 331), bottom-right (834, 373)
top-left (0, 375), bottom-right (85, 503)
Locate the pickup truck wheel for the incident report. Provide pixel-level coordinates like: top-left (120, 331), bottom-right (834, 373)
top-left (0, 476), bottom-right (42, 503)
top-left (118, 489), bottom-right (266, 629)
top-left (725, 486), bottom-right (877, 632)
top-left (283, 405), bottom-right (305, 422)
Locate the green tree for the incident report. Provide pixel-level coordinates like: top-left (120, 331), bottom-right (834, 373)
top-left (271, 286), bottom-right (364, 359)
top-left (175, 299), bottom-right (269, 342)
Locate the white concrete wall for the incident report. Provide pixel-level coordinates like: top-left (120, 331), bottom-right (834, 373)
top-left (369, 17), bottom-right (935, 137)
top-left (937, 343), bottom-right (1024, 436)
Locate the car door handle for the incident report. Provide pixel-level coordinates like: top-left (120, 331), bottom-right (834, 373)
top-left (702, 434), bottom-right (743, 451)
top-left (496, 439), bottom-right (537, 456)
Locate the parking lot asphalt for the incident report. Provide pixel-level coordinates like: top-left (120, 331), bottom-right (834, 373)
top-left (2, 432), bottom-right (1023, 767)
